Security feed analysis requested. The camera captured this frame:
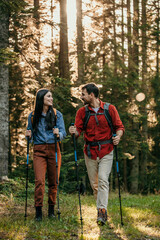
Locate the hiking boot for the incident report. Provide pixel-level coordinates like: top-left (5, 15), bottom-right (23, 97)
top-left (35, 206), bottom-right (42, 221)
top-left (97, 208), bottom-right (107, 226)
top-left (48, 205), bottom-right (56, 219)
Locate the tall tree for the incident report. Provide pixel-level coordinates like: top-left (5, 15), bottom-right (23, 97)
top-left (59, 0), bottom-right (69, 80)
top-left (121, 0), bottom-right (125, 75)
top-left (0, 1), bottom-right (9, 179)
top-left (139, 0), bottom-right (148, 193)
top-left (129, 0), bottom-right (140, 193)
top-left (50, 0), bottom-right (56, 76)
top-left (76, 0), bottom-right (85, 85)
top-left (113, 0), bottom-right (117, 76)
top-left (34, 0), bottom-right (42, 85)
top-left (151, 0), bottom-right (160, 192)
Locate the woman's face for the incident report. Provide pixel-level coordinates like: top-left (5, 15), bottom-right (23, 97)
top-left (43, 91), bottom-right (53, 107)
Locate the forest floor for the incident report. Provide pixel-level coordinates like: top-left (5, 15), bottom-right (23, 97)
top-left (0, 178), bottom-right (160, 240)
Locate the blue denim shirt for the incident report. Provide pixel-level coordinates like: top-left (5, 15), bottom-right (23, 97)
top-left (27, 110), bottom-right (66, 145)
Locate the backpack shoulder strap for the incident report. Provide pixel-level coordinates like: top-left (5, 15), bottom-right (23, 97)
top-left (31, 111), bottom-right (34, 125)
top-left (83, 105), bottom-right (90, 130)
top-left (104, 103), bottom-right (114, 133)
top-left (53, 107), bottom-right (57, 126)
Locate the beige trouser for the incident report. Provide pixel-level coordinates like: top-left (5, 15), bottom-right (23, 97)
top-left (85, 151), bottom-right (113, 210)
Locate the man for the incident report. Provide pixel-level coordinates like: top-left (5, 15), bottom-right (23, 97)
top-left (69, 83), bottom-right (124, 225)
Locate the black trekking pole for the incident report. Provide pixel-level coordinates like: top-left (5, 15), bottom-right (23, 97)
top-left (54, 127), bottom-right (61, 220)
top-left (113, 134), bottom-right (124, 226)
top-left (71, 123), bottom-right (83, 234)
top-left (25, 136), bottom-right (29, 220)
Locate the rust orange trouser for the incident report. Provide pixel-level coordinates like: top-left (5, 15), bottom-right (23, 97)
top-left (33, 143), bottom-right (61, 207)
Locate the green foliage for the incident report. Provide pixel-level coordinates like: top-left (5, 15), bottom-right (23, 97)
top-left (0, 0), bottom-right (27, 14)
top-left (0, 48), bottom-right (17, 63)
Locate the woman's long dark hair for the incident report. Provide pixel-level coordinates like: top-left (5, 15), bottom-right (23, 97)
top-left (32, 89), bottom-right (56, 131)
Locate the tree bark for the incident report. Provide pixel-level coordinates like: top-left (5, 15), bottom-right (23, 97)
top-left (129, 0), bottom-right (140, 193)
top-left (113, 0), bottom-right (117, 75)
top-left (121, 0), bottom-right (125, 75)
top-left (140, 0), bottom-right (148, 193)
top-left (34, 0), bottom-right (42, 85)
top-left (156, 0), bottom-right (159, 77)
top-left (59, 0), bottom-right (70, 80)
top-left (0, 3), bottom-right (9, 179)
top-left (76, 0), bottom-right (84, 85)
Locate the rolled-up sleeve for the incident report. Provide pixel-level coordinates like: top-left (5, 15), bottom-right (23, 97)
top-left (26, 112), bottom-right (34, 142)
top-left (109, 105), bottom-right (125, 133)
top-left (56, 110), bottom-right (66, 141)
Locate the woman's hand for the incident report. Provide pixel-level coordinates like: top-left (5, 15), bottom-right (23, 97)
top-left (69, 125), bottom-right (79, 137)
top-left (69, 125), bottom-right (76, 135)
top-left (25, 130), bottom-right (31, 139)
top-left (53, 128), bottom-right (59, 137)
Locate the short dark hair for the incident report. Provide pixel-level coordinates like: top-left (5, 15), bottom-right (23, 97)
top-left (82, 83), bottom-right (99, 98)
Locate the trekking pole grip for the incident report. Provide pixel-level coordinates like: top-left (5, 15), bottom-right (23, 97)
top-left (113, 134), bottom-right (119, 171)
top-left (71, 123), bottom-right (76, 151)
top-left (27, 136), bottom-right (29, 154)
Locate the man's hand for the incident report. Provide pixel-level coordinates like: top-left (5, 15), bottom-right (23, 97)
top-left (112, 135), bottom-right (121, 145)
top-left (112, 130), bottom-right (123, 145)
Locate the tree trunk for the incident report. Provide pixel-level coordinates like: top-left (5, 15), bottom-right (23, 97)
top-left (129, 0), bottom-right (140, 193)
top-left (113, 0), bottom-right (117, 75)
top-left (121, 0), bottom-right (125, 75)
top-left (130, 148), bottom-right (139, 193)
top-left (0, 3), bottom-right (9, 179)
top-left (50, 0), bottom-right (55, 76)
top-left (140, 0), bottom-right (148, 193)
top-left (127, 0), bottom-right (132, 97)
top-left (34, 0), bottom-right (42, 85)
top-left (102, 0), bottom-right (107, 82)
top-left (76, 0), bottom-right (84, 85)
top-left (156, 0), bottom-right (159, 77)
top-left (59, 0), bottom-right (70, 80)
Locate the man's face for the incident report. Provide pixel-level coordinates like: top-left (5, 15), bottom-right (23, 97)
top-left (80, 88), bottom-right (92, 105)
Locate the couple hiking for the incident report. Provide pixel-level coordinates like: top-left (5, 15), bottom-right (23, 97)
top-left (25, 83), bottom-right (124, 225)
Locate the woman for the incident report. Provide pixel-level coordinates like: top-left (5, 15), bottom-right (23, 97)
top-left (25, 89), bottom-right (66, 221)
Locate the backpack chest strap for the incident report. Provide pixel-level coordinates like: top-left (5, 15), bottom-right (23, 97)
top-left (89, 112), bottom-right (104, 125)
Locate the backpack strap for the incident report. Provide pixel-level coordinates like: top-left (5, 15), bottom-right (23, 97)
top-left (83, 102), bottom-right (114, 133)
top-left (31, 111), bottom-right (34, 125)
top-left (53, 108), bottom-right (57, 126)
top-left (83, 102), bottom-right (114, 158)
top-left (83, 105), bottom-right (91, 130)
top-left (104, 103), bottom-right (114, 134)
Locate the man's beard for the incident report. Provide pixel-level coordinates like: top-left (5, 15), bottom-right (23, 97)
top-left (82, 99), bottom-right (88, 105)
